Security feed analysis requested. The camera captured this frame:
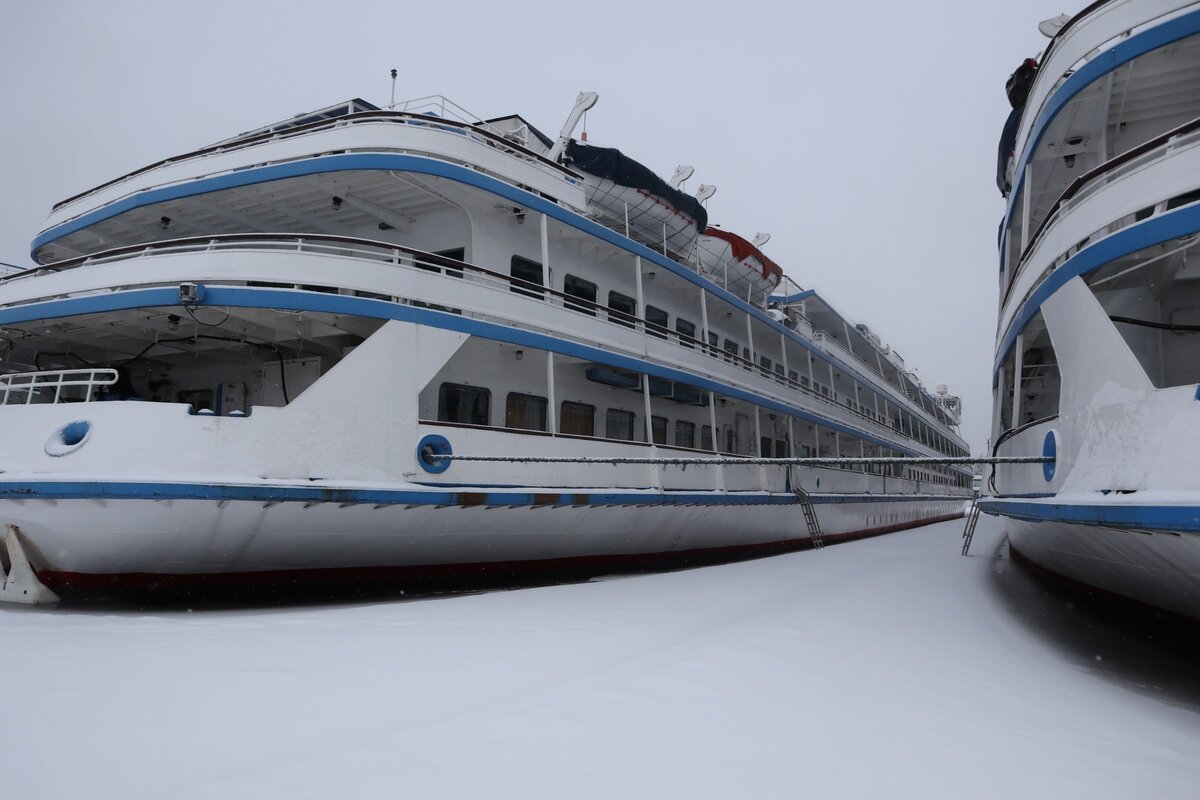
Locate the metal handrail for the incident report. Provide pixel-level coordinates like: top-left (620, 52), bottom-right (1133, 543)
top-left (0, 368), bottom-right (119, 405)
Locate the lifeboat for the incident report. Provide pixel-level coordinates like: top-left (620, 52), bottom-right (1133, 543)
top-left (564, 139), bottom-right (707, 255)
top-left (696, 226), bottom-right (784, 301)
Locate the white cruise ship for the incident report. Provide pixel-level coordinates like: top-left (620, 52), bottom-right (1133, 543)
top-left (0, 93), bottom-right (969, 600)
top-left (986, 1), bottom-right (1200, 619)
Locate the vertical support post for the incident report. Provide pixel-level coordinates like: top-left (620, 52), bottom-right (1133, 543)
top-left (634, 255), bottom-right (645, 335)
top-left (643, 375), bottom-right (660, 489)
top-left (828, 362), bottom-right (836, 401)
top-left (1012, 332), bottom-right (1025, 428)
top-left (745, 315), bottom-right (755, 373)
top-left (708, 390), bottom-right (724, 491)
top-left (1020, 163), bottom-right (1033, 252)
top-left (540, 212), bottom-right (551, 290)
top-left (779, 332), bottom-right (789, 384)
top-left (754, 406), bottom-right (767, 488)
top-left (546, 351), bottom-right (557, 434)
top-left (700, 289), bottom-right (711, 355)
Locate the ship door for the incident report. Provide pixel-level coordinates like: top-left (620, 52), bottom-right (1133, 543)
top-left (735, 412), bottom-right (750, 455)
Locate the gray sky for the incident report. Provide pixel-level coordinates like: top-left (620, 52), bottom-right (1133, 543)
top-left (0, 0), bottom-right (1063, 452)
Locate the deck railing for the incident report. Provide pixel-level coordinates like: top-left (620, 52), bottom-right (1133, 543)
top-left (0, 369), bottom-right (119, 405)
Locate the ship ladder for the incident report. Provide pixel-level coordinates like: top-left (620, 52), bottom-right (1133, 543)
top-left (794, 487), bottom-right (825, 550)
top-left (960, 497), bottom-right (981, 556)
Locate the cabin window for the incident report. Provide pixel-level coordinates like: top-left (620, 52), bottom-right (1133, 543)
top-left (775, 439), bottom-right (789, 458)
top-left (1016, 311), bottom-right (1061, 426)
top-left (608, 292), bottom-right (637, 328)
top-left (432, 247), bottom-right (465, 278)
top-left (707, 331), bottom-right (720, 356)
top-left (788, 369), bottom-right (798, 384)
top-left (676, 318), bottom-right (696, 348)
top-left (606, 408), bottom-right (637, 441)
top-left (998, 347), bottom-right (1015, 433)
top-left (760, 436), bottom-right (773, 457)
top-left (510, 256), bottom-right (544, 299)
top-left (701, 424), bottom-right (713, 451)
top-left (560, 401), bottom-right (595, 436)
top-left (645, 305), bottom-right (669, 340)
top-left (650, 415), bottom-right (668, 445)
top-left (759, 355), bottom-right (772, 377)
top-left (722, 338), bottom-right (740, 363)
top-left (774, 364), bottom-right (785, 383)
top-left (564, 274), bottom-right (597, 315)
top-left (675, 420), bottom-right (696, 448)
top-left (743, 348), bottom-right (752, 371)
top-left (438, 383), bottom-right (490, 426)
top-left (505, 392), bottom-right (547, 431)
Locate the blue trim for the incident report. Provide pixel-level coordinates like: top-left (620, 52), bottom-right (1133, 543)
top-left (34, 151), bottom-right (962, 446)
top-left (980, 497), bottom-right (1200, 535)
top-left (0, 284), bottom-right (943, 460)
top-left (995, 203), bottom-right (1200, 373)
top-left (1003, 10), bottom-right (1200, 238)
top-left (0, 480), bottom-right (968, 507)
top-left (769, 290), bottom-right (815, 304)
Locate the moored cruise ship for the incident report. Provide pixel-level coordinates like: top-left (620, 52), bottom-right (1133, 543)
top-left (0, 92), bottom-right (970, 600)
top-left (985, 1), bottom-right (1200, 618)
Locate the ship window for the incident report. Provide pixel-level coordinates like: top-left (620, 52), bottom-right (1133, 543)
top-left (743, 348), bottom-right (752, 371)
top-left (776, 439), bottom-right (789, 458)
top-left (431, 247), bottom-right (465, 278)
top-left (606, 408), bottom-right (637, 441)
top-left (759, 355), bottom-right (772, 377)
top-left (564, 274), bottom-right (597, 315)
top-left (760, 436), bottom-right (773, 457)
top-left (701, 424), bottom-right (713, 451)
top-left (707, 331), bottom-right (720, 356)
top-left (608, 292), bottom-right (637, 328)
top-left (560, 401), bottom-right (595, 436)
top-left (505, 392), bottom-right (547, 431)
top-left (799, 374), bottom-right (809, 387)
top-left (676, 318), bottom-right (696, 348)
top-left (510, 256), bottom-right (544, 299)
top-left (650, 415), bottom-right (668, 444)
top-left (774, 364), bottom-right (785, 383)
top-left (438, 383), bottom-right (490, 426)
top-left (998, 347), bottom-right (1015, 433)
top-left (675, 420), bottom-right (695, 448)
top-left (646, 305), bottom-right (669, 340)
top-left (722, 338), bottom-right (739, 363)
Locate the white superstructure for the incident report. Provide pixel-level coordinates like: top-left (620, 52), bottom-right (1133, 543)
top-left (0, 93), bottom-right (969, 598)
top-left (985, 1), bottom-right (1200, 619)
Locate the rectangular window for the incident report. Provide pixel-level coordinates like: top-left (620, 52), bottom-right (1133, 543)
top-left (707, 331), bottom-right (720, 356)
top-left (676, 318), bottom-right (696, 348)
top-left (722, 338), bottom-right (739, 363)
top-left (759, 355), bottom-right (772, 377)
top-left (438, 383), bottom-right (490, 425)
top-left (505, 392), bottom-right (547, 431)
top-left (650, 415), bottom-right (668, 444)
top-left (560, 401), bottom-right (595, 436)
top-left (743, 348), bottom-right (752, 371)
top-left (675, 420), bottom-right (695, 448)
top-left (645, 305), bottom-right (669, 340)
top-left (701, 425), bottom-right (713, 451)
top-left (432, 247), bottom-right (465, 278)
top-left (606, 408), bottom-right (637, 441)
top-left (760, 436), bottom-right (773, 457)
top-left (608, 291), bottom-right (637, 328)
top-left (563, 274), bottom-right (597, 315)
top-left (788, 369), bottom-right (798, 384)
top-left (775, 439), bottom-right (789, 458)
top-left (510, 256), bottom-right (543, 299)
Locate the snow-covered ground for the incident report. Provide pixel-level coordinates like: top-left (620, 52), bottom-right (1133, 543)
top-left (4, 515), bottom-right (1199, 799)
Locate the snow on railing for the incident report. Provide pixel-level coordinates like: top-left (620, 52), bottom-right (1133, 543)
top-left (0, 368), bottom-right (119, 405)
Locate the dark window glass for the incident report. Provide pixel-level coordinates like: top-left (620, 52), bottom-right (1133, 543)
top-left (722, 339), bottom-right (739, 363)
top-left (510, 256), bottom-right (544, 298)
top-left (707, 332), bottom-right (720, 356)
top-left (606, 409), bottom-right (637, 441)
top-left (505, 393), bottom-right (547, 431)
top-left (676, 318), bottom-right (696, 348)
top-left (759, 355), bottom-right (772, 377)
top-left (438, 383), bottom-right (490, 425)
top-left (701, 424), bottom-right (713, 451)
top-left (675, 420), bottom-right (695, 448)
top-left (743, 348), bottom-right (752, 371)
top-left (431, 247), bottom-right (465, 278)
top-left (650, 415), bottom-right (668, 444)
top-left (646, 305), bottom-right (669, 340)
top-left (564, 274), bottom-right (597, 315)
top-left (560, 401), bottom-right (595, 436)
top-left (608, 292), bottom-right (637, 328)
top-left (775, 439), bottom-right (789, 458)
top-left (760, 437), bottom-right (773, 457)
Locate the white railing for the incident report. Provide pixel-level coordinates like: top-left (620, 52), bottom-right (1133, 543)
top-left (0, 369), bottom-right (119, 405)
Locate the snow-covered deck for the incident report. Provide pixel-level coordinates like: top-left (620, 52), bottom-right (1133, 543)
top-left (3, 516), bottom-right (1198, 798)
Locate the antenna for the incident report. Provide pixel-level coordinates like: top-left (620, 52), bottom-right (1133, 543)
top-left (389, 68), bottom-right (398, 109)
top-left (669, 165), bottom-right (695, 190)
top-left (752, 232), bottom-right (771, 248)
top-left (696, 184), bottom-right (717, 204)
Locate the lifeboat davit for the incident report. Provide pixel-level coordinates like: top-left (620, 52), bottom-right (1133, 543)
top-left (696, 226), bottom-right (784, 301)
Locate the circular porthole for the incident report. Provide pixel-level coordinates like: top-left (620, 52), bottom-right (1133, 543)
top-left (45, 420), bottom-right (92, 457)
top-left (417, 434), bottom-right (453, 474)
top-left (1042, 430), bottom-right (1058, 482)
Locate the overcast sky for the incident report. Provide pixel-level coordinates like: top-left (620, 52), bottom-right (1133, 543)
top-left (0, 0), bottom-right (1064, 451)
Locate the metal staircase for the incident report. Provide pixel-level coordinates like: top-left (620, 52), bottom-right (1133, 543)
top-left (795, 488), bottom-right (825, 550)
top-left (961, 497), bottom-right (981, 556)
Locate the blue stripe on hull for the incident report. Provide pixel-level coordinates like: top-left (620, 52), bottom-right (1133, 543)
top-left (980, 498), bottom-right (1200, 535)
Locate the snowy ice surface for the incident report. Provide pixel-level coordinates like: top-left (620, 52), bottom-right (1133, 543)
top-left (3, 516), bottom-right (1199, 799)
